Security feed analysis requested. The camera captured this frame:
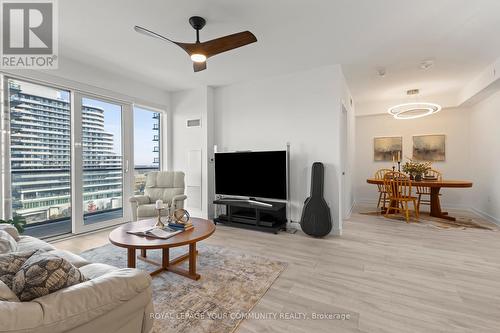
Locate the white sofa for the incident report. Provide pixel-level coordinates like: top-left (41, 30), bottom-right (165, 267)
top-left (130, 171), bottom-right (187, 221)
top-left (0, 225), bottom-right (154, 333)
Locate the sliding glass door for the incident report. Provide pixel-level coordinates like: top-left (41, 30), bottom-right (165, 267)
top-left (73, 94), bottom-right (132, 233)
top-left (1, 75), bottom-right (164, 237)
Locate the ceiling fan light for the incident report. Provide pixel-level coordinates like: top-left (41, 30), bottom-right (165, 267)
top-left (190, 53), bottom-right (207, 63)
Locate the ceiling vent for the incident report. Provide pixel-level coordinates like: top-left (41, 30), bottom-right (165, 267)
top-left (420, 59), bottom-right (434, 70)
top-left (187, 119), bottom-right (201, 127)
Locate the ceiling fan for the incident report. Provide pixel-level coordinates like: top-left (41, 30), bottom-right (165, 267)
top-left (134, 16), bottom-right (257, 72)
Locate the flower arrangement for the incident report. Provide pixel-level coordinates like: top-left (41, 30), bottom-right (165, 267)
top-left (402, 158), bottom-right (432, 180)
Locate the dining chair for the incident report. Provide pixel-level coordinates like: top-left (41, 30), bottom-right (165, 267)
top-left (383, 171), bottom-right (419, 223)
top-left (416, 169), bottom-right (443, 210)
top-left (374, 168), bottom-right (392, 210)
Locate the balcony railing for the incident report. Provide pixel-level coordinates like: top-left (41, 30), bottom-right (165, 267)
top-left (10, 166), bottom-right (160, 239)
top-left (11, 168), bottom-right (123, 225)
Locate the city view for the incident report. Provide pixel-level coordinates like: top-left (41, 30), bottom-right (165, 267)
top-left (8, 79), bottom-right (160, 231)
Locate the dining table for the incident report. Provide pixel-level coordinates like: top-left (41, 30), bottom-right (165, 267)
top-left (366, 178), bottom-right (473, 221)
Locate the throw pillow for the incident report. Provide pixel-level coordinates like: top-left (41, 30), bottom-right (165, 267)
top-left (0, 250), bottom-right (37, 289)
top-left (0, 280), bottom-right (19, 302)
top-left (0, 224), bottom-right (20, 241)
top-left (12, 251), bottom-right (87, 302)
top-left (0, 230), bottom-right (17, 254)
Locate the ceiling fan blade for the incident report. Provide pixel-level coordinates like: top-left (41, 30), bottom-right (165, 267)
top-left (200, 31), bottom-right (257, 58)
top-left (135, 25), bottom-right (199, 57)
top-left (134, 24), bottom-right (257, 71)
top-left (193, 61), bottom-right (207, 72)
top-left (135, 25), bottom-right (202, 56)
top-left (134, 25), bottom-right (182, 45)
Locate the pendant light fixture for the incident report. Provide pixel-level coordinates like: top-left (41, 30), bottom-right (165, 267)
top-left (388, 89), bottom-right (441, 120)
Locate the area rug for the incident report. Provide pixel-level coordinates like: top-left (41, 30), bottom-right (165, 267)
top-left (360, 210), bottom-right (498, 230)
top-left (80, 243), bottom-right (287, 333)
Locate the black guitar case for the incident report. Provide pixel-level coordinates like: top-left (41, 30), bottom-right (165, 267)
top-left (300, 162), bottom-right (332, 237)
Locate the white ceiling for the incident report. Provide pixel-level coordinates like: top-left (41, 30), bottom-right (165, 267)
top-left (60, 0), bottom-right (500, 111)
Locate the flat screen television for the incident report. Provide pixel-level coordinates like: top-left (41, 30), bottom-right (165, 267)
top-left (214, 150), bottom-right (287, 200)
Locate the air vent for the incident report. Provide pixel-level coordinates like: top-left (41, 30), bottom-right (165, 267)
top-left (187, 119), bottom-right (201, 127)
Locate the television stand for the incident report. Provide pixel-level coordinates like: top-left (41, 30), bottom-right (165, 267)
top-left (218, 198), bottom-right (273, 208)
top-left (213, 198), bottom-right (286, 234)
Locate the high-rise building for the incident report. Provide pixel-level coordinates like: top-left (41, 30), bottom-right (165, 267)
top-left (8, 80), bottom-right (123, 224)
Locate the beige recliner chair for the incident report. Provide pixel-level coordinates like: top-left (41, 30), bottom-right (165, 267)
top-left (129, 171), bottom-right (187, 221)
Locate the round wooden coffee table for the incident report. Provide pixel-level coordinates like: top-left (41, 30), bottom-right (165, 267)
top-left (109, 217), bottom-right (215, 280)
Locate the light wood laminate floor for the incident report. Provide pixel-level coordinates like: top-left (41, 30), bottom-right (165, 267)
top-left (54, 206), bottom-right (500, 333)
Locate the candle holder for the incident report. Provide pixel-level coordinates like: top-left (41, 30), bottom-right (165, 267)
top-left (154, 207), bottom-right (165, 229)
top-left (397, 161), bottom-right (401, 172)
top-left (392, 165), bottom-right (396, 172)
top-left (166, 203), bottom-right (173, 224)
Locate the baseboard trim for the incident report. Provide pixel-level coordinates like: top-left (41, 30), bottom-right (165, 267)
top-left (354, 198), bottom-right (379, 206)
top-left (288, 221), bottom-right (301, 230)
top-left (287, 221), bottom-right (342, 236)
top-left (470, 208), bottom-right (500, 226)
top-left (331, 228), bottom-right (342, 236)
top-left (343, 201), bottom-right (355, 220)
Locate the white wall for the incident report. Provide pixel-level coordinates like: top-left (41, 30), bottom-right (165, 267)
top-left (354, 107), bottom-right (473, 209)
top-left (469, 90), bottom-right (500, 223)
top-left (170, 86), bottom-right (214, 219)
top-left (203, 88), bottom-right (215, 220)
top-left (170, 88), bottom-right (204, 217)
top-left (339, 70), bottom-right (356, 219)
top-left (213, 65), bottom-right (348, 234)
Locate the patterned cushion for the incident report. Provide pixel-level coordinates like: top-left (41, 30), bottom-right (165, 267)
top-left (0, 280), bottom-right (19, 302)
top-left (12, 250), bottom-right (87, 301)
top-left (0, 230), bottom-right (17, 254)
top-left (0, 250), bottom-right (37, 288)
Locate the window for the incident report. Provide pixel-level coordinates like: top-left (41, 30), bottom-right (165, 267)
top-left (6, 79), bottom-right (72, 236)
top-left (133, 107), bottom-right (161, 194)
top-left (1, 75), bottom-right (165, 238)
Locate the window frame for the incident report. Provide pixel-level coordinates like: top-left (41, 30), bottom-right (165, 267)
top-left (0, 72), bottom-right (166, 236)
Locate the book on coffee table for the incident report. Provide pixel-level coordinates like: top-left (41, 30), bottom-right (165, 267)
top-left (126, 226), bottom-right (183, 239)
top-left (168, 222), bottom-right (194, 231)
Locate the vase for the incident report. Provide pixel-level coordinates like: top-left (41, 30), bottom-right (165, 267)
top-left (409, 174), bottom-right (414, 180)
top-left (415, 174), bottom-right (422, 181)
